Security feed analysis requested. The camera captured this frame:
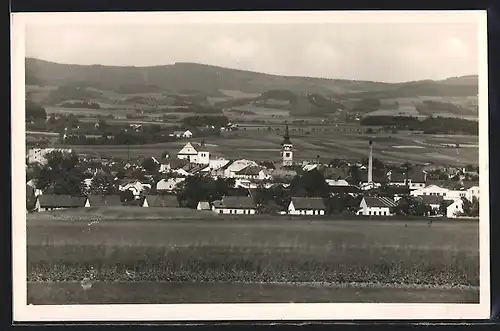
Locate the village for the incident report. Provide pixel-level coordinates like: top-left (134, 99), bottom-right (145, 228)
top-left (25, 125), bottom-right (480, 219)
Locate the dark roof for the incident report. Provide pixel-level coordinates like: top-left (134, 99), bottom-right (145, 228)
top-left (381, 186), bottom-right (411, 195)
top-left (390, 172), bottom-right (406, 183)
top-left (462, 181), bottom-right (479, 189)
top-left (213, 196), bottom-right (255, 209)
top-left (226, 187), bottom-right (250, 197)
top-left (363, 197), bottom-right (398, 208)
top-left (38, 195), bottom-right (87, 208)
top-left (409, 171), bottom-right (426, 183)
top-left (87, 195), bottom-right (122, 206)
top-left (359, 172), bottom-right (385, 183)
top-left (290, 197), bottom-right (326, 210)
top-left (145, 195), bottom-right (179, 207)
top-left (443, 199), bottom-right (456, 208)
top-left (235, 165), bottom-right (262, 176)
top-left (419, 195), bottom-right (444, 205)
top-left (329, 186), bottom-right (361, 194)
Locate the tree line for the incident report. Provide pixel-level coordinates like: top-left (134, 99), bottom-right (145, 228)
top-left (360, 116), bottom-right (478, 135)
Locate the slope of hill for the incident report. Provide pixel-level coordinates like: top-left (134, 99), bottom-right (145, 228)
top-left (26, 58), bottom-right (478, 97)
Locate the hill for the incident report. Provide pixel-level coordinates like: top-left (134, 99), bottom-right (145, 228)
top-left (25, 58), bottom-right (479, 118)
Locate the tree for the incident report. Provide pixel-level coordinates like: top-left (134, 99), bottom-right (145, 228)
top-left (461, 196), bottom-right (479, 217)
top-left (142, 157), bottom-right (159, 174)
top-left (394, 196), bottom-right (431, 216)
top-left (89, 172), bottom-right (118, 195)
top-left (120, 189), bottom-right (135, 203)
top-left (35, 151), bottom-right (86, 196)
top-left (26, 100), bottom-right (47, 122)
top-left (290, 169), bottom-right (329, 198)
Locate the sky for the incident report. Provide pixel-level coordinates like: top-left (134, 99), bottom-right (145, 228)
top-left (24, 20), bottom-right (480, 83)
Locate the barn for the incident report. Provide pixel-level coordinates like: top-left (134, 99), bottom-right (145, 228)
top-left (143, 195), bottom-right (180, 208)
top-left (212, 196), bottom-right (256, 215)
top-left (357, 197), bottom-right (397, 216)
top-left (287, 197), bottom-right (326, 216)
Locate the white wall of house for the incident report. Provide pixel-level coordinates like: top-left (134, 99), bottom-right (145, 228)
top-left (287, 201), bottom-right (325, 215)
top-left (466, 186), bottom-right (480, 201)
top-left (156, 178), bottom-right (185, 191)
top-left (212, 207), bottom-right (256, 215)
top-left (447, 199), bottom-right (464, 218)
top-left (326, 179), bottom-right (349, 186)
top-left (408, 181), bottom-right (426, 190)
top-left (195, 151), bottom-right (210, 165)
top-left (357, 198), bottom-right (393, 216)
top-left (410, 185), bottom-right (449, 197)
top-left (446, 190), bottom-right (468, 200)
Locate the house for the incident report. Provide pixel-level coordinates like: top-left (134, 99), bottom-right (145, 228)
top-left (233, 166), bottom-right (269, 180)
top-left (119, 180), bottom-right (152, 196)
top-left (170, 130), bottom-right (193, 139)
top-left (466, 184), bottom-right (480, 202)
top-left (87, 195), bottom-right (122, 207)
top-left (35, 195), bottom-right (89, 212)
top-left (407, 171), bottom-right (426, 189)
top-left (388, 172), bottom-right (407, 186)
top-left (287, 197), bottom-right (326, 216)
top-left (156, 178), bottom-right (186, 192)
top-left (357, 197), bottom-right (398, 216)
top-left (418, 195), bottom-right (444, 211)
top-left (197, 201), bottom-right (211, 210)
top-left (143, 195), bottom-right (180, 208)
top-left (410, 184), bottom-right (449, 198)
top-left (177, 142), bottom-right (198, 161)
top-left (225, 159), bottom-right (259, 177)
top-left (445, 189), bottom-right (468, 201)
top-left (212, 196), bottom-right (256, 215)
top-left (444, 198), bottom-right (464, 218)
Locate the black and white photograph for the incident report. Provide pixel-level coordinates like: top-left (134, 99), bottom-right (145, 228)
top-left (12, 10), bottom-right (489, 321)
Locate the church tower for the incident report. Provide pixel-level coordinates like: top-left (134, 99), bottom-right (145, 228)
top-left (281, 125), bottom-right (293, 166)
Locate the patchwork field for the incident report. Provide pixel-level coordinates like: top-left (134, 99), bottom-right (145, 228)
top-left (55, 130), bottom-right (479, 165)
top-left (27, 211), bottom-right (479, 304)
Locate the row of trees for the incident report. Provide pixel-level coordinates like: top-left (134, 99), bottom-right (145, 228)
top-left (360, 116), bottom-right (478, 135)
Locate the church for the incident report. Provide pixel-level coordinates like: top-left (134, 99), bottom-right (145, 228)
top-left (281, 125), bottom-right (293, 167)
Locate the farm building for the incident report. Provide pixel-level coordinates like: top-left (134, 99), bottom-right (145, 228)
top-left (143, 195), bottom-right (180, 208)
top-left (177, 142), bottom-right (198, 161)
top-left (212, 196), bottom-right (256, 215)
top-left (357, 197), bottom-right (398, 216)
top-left (197, 201), bottom-right (211, 210)
top-left (35, 195), bottom-right (89, 212)
top-left (87, 195), bottom-right (122, 207)
top-left (287, 197), bottom-right (326, 216)
top-left (156, 178), bottom-right (186, 192)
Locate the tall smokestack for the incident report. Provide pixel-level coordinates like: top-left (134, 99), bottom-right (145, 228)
top-left (368, 140), bottom-right (373, 183)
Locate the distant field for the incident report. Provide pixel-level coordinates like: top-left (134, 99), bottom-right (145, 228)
top-left (232, 105), bottom-right (290, 117)
top-left (219, 89), bottom-right (261, 99)
top-left (56, 130), bottom-right (479, 165)
top-left (27, 214), bottom-right (479, 303)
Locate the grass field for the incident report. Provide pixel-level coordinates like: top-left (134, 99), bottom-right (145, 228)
top-left (27, 211), bottom-right (479, 304)
top-left (55, 129), bottom-right (479, 165)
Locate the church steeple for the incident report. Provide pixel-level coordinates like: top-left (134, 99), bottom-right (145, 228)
top-left (281, 124), bottom-right (293, 166)
top-left (282, 124), bottom-right (291, 145)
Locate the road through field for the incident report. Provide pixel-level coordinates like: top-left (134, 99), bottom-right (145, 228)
top-left (27, 281), bottom-right (479, 304)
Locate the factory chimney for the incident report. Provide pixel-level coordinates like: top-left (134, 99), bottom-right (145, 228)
top-left (368, 140), bottom-right (373, 183)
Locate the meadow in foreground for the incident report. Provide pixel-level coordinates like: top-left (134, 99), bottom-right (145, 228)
top-left (27, 216), bottom-right (479, 288)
